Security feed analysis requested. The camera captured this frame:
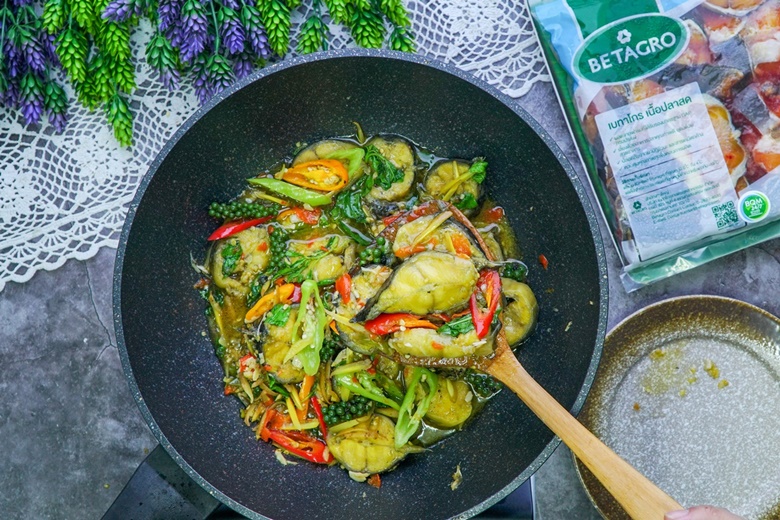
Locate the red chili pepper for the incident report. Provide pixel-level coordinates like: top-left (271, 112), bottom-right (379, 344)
top-left (267, 430), bottom-right (333, 464)
top-left (450, 233), bottom-right (472, 257)
top-left (377, 201), bottom-right (443, 244)
top-left (335, 273), bottom-right (352, 304)
top-left (538, 254), bottom-right (549, 270)
top-left (290, 284), bottom-right (302, 303)
top-left (382, 214), bottom-right (401, 226)
top-left (395, 238), bottom-right (438, 259)
top-left (259, 408), bottom-right (288, 442)
top-left (279, 207), bottom-right (322, 225)
top-left (484, 206), bottom-right (505, 224)
top-left (296, 207), bottom-right (321, 225)
top-left (239, 353), bottom-right (254, 373)
top-left (364, 313), bottom-right (439, 336)
top-left (208, 216), bottom-right (273, 241)
top-left (470, 270), bottom-right (501, 339)
top-left (310, 396), bottom-right (328, 437)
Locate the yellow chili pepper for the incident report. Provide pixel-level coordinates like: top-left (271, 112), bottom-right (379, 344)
top-left (281, 160), bottom-right (349, 192)
top-left (245, 283), bottom-right (296, 323)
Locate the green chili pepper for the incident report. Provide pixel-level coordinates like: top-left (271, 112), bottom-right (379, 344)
top-left (336, 220), bottom-right (372, 246)
top-left (334, 374), bottom-right (401, 411)
top-left (267, 375), bottom-right (291, 397)
top-left (395, 367), bottom-right (438, 448)
top-left (290, 280), bottom-right (328, 376)
top-left (324, 148), bottom-right (365, 179)
top-left (248, 177), bottom-right (333, 206)
top-left (374, 371), bottom-right (405, 404)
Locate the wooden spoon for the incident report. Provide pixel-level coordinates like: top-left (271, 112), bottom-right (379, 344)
top-left (395, 329), bottom-right (682, 519)
top-left (419, 205), bottom-right (683, 519)
top-left (488, 334), bottom-right (681, 520)
top-left (358, 203), bottom-right (681, 517)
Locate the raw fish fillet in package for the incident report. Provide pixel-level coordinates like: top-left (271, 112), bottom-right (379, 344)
top-left (530, 0), bottom-right (780, 290)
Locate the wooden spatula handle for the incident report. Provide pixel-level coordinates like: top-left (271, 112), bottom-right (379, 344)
top-left (488, 349), bottom-right (682, 520)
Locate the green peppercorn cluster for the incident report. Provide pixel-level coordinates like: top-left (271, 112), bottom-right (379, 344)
top-left (465, 371), bottom-right (503, 397)
top-left (502, 262), bottom-right (528, 282)
top-left (268, 227), bottom-right (290, 271)
top-left (320, 335), bottom-right (343, 361)
top-left (359, 236), bottom-right (390, 265)
top-left (208, 201), bottom-right (279, 220)
top-left (322, 395), bottom-right (372, 426)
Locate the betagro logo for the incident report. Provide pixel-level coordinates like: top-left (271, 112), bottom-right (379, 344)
top-left (573, 14), bottom-right (689, 84)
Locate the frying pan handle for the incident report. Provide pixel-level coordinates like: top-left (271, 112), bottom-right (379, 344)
top-left (102, 444), bottom-right (221, 520)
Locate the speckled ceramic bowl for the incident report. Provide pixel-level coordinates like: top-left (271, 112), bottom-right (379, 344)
top-left (575, 295), bottom-right (780, 520)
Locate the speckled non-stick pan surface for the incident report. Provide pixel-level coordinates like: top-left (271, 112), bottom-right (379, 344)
top-left (114, 50), bottom-right (608, 520)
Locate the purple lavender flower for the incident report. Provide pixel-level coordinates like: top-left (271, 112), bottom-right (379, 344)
top-left (22, 36), bottom-right (47, 75)
top-left (42, 33), bottom-right (60, 67)
top-left (241, 5), bottom-right (271, 59)
top-left (48, 110), bottom-right (67, 133)
top-left (102, 0), bottom-right (136, 22)
top-left (3, 82), bottom-right (20, 107)
top-left (165, 24), bottom-right (184, 48)
top-left (179, 0), bottom-right (208, 64)
top-left (21, 99), bottom-right (44, 125)
top-left (220, 11), bottom-right (246, 55)
top-left (11, 0), bottom-right (33, 6)
top-left (219, 0), bottom-right (240, 9)
top-left (192, 57), bottom-right (212, 104)
top-left (20, 78), bottom-right (44, 125)
top-left (158, 0), bottom-right (183, 31)
top-left (158, 67), bottom-right (181, 90)
top-left (232, 52), bottom-right (253, 79)
top-left (247, 24), bottom-right (270, 58)
top-left (4, 41), bottom-right (25, 79)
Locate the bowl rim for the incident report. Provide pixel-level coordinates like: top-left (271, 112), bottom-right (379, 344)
top-left (573, 294), bottom-right (780, 519)
top-left (112, 48), bottom-right (609, 520)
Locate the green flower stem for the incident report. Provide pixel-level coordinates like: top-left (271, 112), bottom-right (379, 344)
top-left (1, 9), bottom-right (8, 48)
top-left (209, 0), bottom-right (220, 53)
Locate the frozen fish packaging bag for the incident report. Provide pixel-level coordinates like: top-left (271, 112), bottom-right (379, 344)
top-left (530, 0), bottom-right (780, 290)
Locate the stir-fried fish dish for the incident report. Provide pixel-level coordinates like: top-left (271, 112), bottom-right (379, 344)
top-left (195, 131), bottom-right (539, 483)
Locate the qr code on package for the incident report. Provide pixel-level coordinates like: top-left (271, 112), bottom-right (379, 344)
top-left (712, 201), bottom-right (739, 229)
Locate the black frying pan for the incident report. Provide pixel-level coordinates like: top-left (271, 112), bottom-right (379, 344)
top-left (113, 50), bottom-right (608, 520)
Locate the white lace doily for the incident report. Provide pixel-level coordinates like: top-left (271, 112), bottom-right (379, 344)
top-left (0, 1), bottom-right (548, 292)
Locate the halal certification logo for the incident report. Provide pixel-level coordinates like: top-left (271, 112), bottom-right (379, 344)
top-left (737, 191), bottom-right (771, 223)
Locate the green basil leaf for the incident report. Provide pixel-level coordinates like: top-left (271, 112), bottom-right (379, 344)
top-left (332, 186), bottom-right (367, 223)
top-left (454, 193), bottom-right (478, 211)
top-left (221, 240), bottom-right (242, 277)
top-left (469, 160), bottom-right (488, 183)
top-left (437, 314), bottom-right (475, 337)
top-left (265, 304), bottom-right (291, 327)
top-left (364, 144), bottom-right (405, 190)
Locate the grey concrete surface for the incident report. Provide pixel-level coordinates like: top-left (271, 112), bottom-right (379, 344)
top-left (0, 247), bottom-right (157, 519)
top-left (1, 79), bottom-right (778, 520)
